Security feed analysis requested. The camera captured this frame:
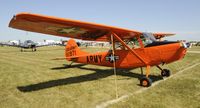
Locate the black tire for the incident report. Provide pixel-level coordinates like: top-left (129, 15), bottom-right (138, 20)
top-left (140, 77), bottom-right (152, 87)
top-left (161, 69), bottom-right (171, 77)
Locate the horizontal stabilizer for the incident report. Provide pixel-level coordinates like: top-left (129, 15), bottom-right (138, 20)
top-left (52, 58), bottom-right (67, 60)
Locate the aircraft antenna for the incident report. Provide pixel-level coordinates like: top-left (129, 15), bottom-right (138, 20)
top-left (111, 34), bottom-right (118, 99)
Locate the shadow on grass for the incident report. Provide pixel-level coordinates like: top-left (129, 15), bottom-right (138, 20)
top-left (17, 64), bottom-right (163, 92)
top-left (51, 64), bottom-right (86, 70)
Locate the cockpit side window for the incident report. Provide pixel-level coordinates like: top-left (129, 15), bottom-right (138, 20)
top-left (114, 36), bottom-right (142, 50)
top-left (131, 37), bottom-right (142, 49)
top-left (114, 33), bottom-right (158, 50)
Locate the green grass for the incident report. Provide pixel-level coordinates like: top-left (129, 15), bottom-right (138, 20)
top-left (0, 46), bottom-right (200, 108)
top-left (109, 64), bottom-right (200, 108)
top-left (109, 47), bottom-right (200, 108)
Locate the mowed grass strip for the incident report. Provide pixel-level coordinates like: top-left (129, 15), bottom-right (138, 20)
top-left (0, 46), bottom-right (199, 108)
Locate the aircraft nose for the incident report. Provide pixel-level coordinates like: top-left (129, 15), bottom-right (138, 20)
top-left (179, 42), bottom-right (187, 59)
top-left (180, 42), bottom-right (188, 48)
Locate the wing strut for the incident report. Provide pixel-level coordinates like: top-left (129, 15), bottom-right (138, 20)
top-left (111, 32), bottom-right (152, 87)
top-left (111, 32), bottom-right (147, 65)
top-left (111, 34), bottom-right (118, 99)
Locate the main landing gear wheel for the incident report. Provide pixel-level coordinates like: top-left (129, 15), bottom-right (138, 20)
top-left (161, 69), bottom-right (171, 77)
top-left (140, 77), bottom-right (152, 87)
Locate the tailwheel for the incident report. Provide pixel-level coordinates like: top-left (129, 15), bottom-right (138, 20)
top-left (140, 77), bottom-right (152, 87)
top-left (161, 69), bottom-right (171, 77)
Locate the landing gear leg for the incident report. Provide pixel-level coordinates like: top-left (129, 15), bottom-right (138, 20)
top-left (140, 65), bottom-right (152, 87)
top-left (140, 67), bottom-right (143, 75)
top-left (68, 61), bottom-right (74, 67)
top-left (63, 61), bottom-right (74, 68)
top-left (156, 65), bottom-right (171, 77)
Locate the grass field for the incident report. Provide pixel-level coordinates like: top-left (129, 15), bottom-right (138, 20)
top-left (0, 46), bottom-right (200, 108)
top-left (188, 46), bottom-right (200, 51)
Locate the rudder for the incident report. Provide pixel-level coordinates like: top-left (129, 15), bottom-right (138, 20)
top-left (65, 39), bottom-right (86, 58)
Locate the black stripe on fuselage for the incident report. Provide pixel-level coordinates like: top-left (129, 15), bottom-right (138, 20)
top-left (145, 41), bottom-right (178, 47)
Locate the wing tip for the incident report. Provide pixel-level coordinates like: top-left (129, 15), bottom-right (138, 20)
top-left (16, 12), bottom-right (32, 16)
top-left (153, 32), bottom-right (176, 36)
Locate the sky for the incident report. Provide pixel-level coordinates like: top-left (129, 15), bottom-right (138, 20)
top-left (0, 0), bottom-right (200, 42)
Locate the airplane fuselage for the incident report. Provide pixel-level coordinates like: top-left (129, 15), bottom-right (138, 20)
top-left (67, 42), bottom-right (187, 68)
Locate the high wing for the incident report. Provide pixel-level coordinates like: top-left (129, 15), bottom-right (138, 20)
top-left (153, 32), bottom-right (175, 39)
top-left (9, 13), bottom-right (174, 41)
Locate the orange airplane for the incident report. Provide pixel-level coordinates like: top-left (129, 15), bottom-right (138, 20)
top-left (9, 13), bottom-right (187, 87)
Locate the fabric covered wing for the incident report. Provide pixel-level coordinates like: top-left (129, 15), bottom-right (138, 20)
top-left (9, 13), bottom-right (142, 41)
top-left (9, 13), bottom-right (174, 41)
top-left (153, 33), bottom-right (175, 39)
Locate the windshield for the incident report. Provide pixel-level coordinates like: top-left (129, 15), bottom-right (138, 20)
top-left (25, 40), bottom-right (34, 44)
top-left (141, 32), bottom-right (156, 45)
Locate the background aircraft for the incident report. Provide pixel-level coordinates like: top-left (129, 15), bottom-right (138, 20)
top-left (19, 40), bottom-right (37, 52)
top-left (0, 40), bottom-right (37, 51)
top-left (0, 39), bottom-right (66, 52)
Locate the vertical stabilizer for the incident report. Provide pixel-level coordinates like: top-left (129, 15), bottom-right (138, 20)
top-left (65, 39), bottom-right (87, 58)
